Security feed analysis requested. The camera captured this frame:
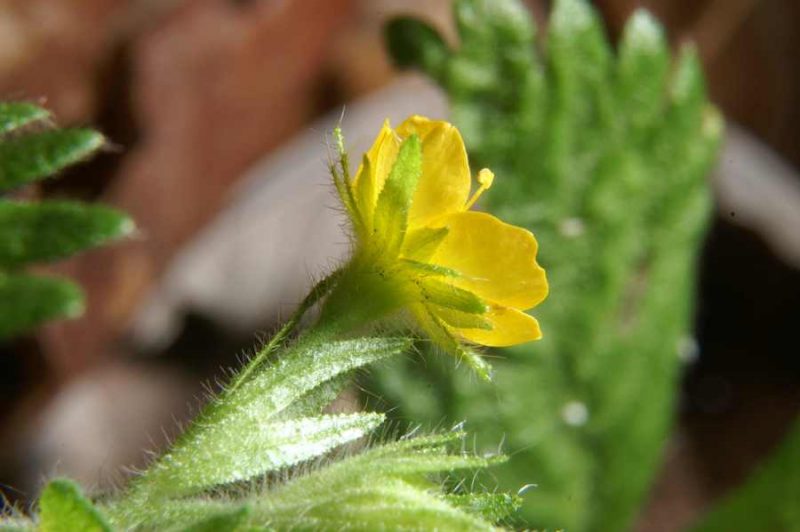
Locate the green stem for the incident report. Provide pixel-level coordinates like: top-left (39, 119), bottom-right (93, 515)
top-left (227, 269), bottom-right (342, 393)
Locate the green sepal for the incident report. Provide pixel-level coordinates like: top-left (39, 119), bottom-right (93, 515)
top-left (435, 307), bottom-right (493, 330)
top-left (0, 128), bottom-right (104, 192)
top-left (331, 126), bottom-right (364, 235)
top-left (0, 273), bottom-right (83, 339)
top-left (402, 226), bottom-right (449, 261)
top-left (417, 305), bottom-right (492, 381)
top-left (0, 200), bottom-right (133, 269)
top-left (374, 134), bottom-right (422, 255)
top-left (420, 278), bottom-right (487, 314)
top-left (401, 258), bottom-right (461, 279)
top-left (38, 479), bottom-right (110, 532)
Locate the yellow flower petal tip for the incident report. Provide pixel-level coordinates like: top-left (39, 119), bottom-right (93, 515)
top-left (331, 116), bottom-right (549, 371)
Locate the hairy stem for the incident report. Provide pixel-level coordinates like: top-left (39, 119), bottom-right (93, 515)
top-left (228, 269), bottom-right (342, 392)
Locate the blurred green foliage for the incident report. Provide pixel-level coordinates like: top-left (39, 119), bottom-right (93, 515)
top-left (693, 419), bottom-right (800, 532)
top-left (377, 0), bottom-right (722, 528)
top-left (0, 102), bottom-right (132, 339)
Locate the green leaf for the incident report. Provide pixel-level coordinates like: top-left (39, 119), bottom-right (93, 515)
top-left (181, 506), bottom-right (251, 532)
top-left (0, 128), bottom-right (104, 192)
top-left (142, 412), bottom-right (385, 496)
top-left (446, 492), bottom-right (522, 523)
top-left (0, 102), bottom-right (49, 136)
top-left (692, 418), bottom-right (800, 532)
top-left (105, 431), bottom-right (507, 531)
top-left (38, 479), bottom-right (110, 532)
top-left (262, 479), bottom-right (495, 531)
top-left (243, 432), bottom-right (501, 530)
top-left (386, 18), bottom-right (450, 81)
top-left (135, 336), bottom-right (411, 498)
top-left (0, 200), bottom-right (133, 269)
top-left (616, 10), bottom-right (670, 136)
top-left (420, 279), bottom-right (487, 314)
top-left (402, 226), bottom-right (449, 261)
top-left (251, 433), bottom-right (503, 531)
top-left (0, 273), bottom-right (83, 339)
top-left (227, 336), bottom-right (410, 421)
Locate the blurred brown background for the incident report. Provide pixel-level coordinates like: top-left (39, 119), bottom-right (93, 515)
top-left (0, 1), bottom-right (798, 529)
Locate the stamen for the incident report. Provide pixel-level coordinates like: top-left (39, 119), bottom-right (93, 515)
top-left (464, 168), bottom-right (495, 209)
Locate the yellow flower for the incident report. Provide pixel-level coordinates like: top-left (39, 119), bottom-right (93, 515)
top-left (330, 115), bottom-right (547, 378)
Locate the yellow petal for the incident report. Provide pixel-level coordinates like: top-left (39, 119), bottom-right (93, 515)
top-left (352, 120), bottom-right (400, 223)
top-left (456, 305), bottom-right (542, 347)
top-left (428, 211), bottom-right (548, 310)
top-left (396, 116), bottom-right (471, 228)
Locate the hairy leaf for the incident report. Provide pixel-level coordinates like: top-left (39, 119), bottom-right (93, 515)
top-left (446, 493), bottom-right (522, 523)
top-left (180, 506), bottom-right (251, 532)
top-left (135, 337), bottom-right (410, 497)
top-left (38, 479), bottom-right (110, 532)
top-left (0, 201), bottom-right (133, 269)
top-left (143, 412), bottom-right (384, 496)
